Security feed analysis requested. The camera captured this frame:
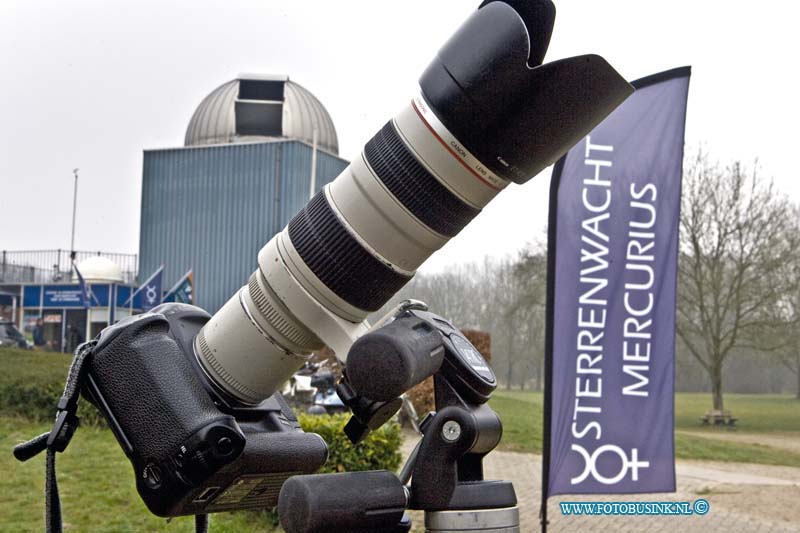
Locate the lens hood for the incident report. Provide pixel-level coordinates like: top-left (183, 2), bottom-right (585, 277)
top-left (420, 0), bottom-right (634, 183)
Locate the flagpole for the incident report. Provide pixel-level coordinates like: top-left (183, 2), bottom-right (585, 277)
top-left (309, 129), bottom-right (318, 200)
top-left (70, 168), bottom-right (79, 262)
top-left (72, 263), bottom-right (93, 344)
top-left (540, 156), bottom-right (566, 533)
top-left (85, 281), bottom-right (91, 342)
top-left (109, 283), bottom-right (115, 325)
top-left (157, 264), bottom-right (164, 307)
top-left (163, 269), bottom-right (191, 302)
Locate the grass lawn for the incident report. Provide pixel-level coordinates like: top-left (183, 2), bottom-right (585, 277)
top-left (674, 393), bottom-right (800, 433)
top-left (0, 416), bottom-right (278, 532)
top-left (673, 432), bottom-right (800, 466)
top-left (2, 346), bottom-right (799, 531)
top-left (489, 389), bottom-right (800, 466)
top-left (488, 392), bottom-right (543, 454)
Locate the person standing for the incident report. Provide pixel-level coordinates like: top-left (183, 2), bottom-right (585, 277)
top-left (66, 323), bottom-right (84, 354)
top-left (32, 318), bottom-right (46, 350)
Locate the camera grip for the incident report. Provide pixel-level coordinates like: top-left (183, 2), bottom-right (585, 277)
top-left (87, 314), bottom-right (248, 516)
top-left (89, 315), bottom-right (235, 459)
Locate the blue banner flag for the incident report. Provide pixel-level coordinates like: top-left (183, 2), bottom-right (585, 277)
top-left (127, 266), bottom-right (164, 312)
top-left (543, 67), bottom-right (690, 498)
top-left (163, 270), bottom-right (194, 304)
top-left (73, 264), bottom-right (93, 309)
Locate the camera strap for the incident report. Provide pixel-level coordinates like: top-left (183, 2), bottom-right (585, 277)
top-left (12, 340), bottom-right (209, 533)
top-left (13, 340), bottom-right (95, 532)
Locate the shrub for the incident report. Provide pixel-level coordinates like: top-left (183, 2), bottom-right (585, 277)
top-left (463, 329), bottom-right (491, 362)
top-left (252, 415), bottom-right (402, 528)
top-left (298, 413), bottom-right (402, 473)
top-left (0, 348), bottom-right (106, 426)
top-left (407, 377), bottom-right (435, 417)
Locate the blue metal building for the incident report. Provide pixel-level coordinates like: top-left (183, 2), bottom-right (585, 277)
top-left (138, 75), bottom-right (348, 313)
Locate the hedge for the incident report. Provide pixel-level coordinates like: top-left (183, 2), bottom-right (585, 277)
top-left (0, 348), bottom-right (106, 425)
top-left (0, 347), bottom-right (401, 474)
top-left (297, 413), bottom-right (402, 473)
top-left (463, 329), bottom-right (492, 363)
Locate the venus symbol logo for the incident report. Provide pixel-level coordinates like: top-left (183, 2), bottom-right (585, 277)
top-left (570, 444), bottom-right (650, 485)
top-left (146, 285), bottom-right (158, 305)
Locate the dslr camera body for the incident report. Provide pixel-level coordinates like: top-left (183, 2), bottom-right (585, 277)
top-left (83, 303), bottom-right (328, 517)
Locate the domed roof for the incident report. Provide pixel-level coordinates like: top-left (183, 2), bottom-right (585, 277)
top-left (72, 256), bottom-right (124, 283)
top-left (184, 74), bottom-right (339, 155)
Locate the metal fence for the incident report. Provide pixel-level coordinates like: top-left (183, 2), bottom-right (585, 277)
top-left (0, 249), bottom-right (138, 284)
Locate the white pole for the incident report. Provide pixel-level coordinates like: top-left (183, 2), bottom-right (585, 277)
top-left (309, 128), bottom-right (318, 199)
top-left (70, 168), bottom-right (79, 260)
top-left (23, 285), bottom-right (28, 330)
top-left (109, 283), bottom-right (115, 325)
top-left (85, 304), bottom-right (91, 343)
top-left (61, 310), bottom-right (66, 353)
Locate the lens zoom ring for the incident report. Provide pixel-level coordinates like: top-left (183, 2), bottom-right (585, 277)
top-left (288, 192), bottom-right (412, 312)
top-left (247, 271), bottom-right (323, 351)
top-left (364, 121), bottom-right (480, 237)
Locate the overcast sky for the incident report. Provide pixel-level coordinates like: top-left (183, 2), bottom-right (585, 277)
top-left (1, 0), bottom-right (797, 274)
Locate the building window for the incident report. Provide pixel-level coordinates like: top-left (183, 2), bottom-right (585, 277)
top-left (239, 79), bottom-right (284, 101)
top-left (235, 101), bottom-right (283, 137)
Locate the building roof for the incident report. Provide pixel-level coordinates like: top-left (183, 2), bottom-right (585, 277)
top-left (184, 75), bottom-right (339, 155)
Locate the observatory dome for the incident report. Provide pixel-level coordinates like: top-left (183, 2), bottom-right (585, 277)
top-left (72, 256), bottom-right (124, 284)
top-left (184, 74), bottom-right (339, 155)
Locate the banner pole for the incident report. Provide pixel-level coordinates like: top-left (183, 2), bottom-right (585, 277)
top-left (540, 156), bottom-right (566, 533)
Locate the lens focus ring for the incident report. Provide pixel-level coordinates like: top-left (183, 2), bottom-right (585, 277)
top-left (365, 121), bottom-right (480, 237)
top-left (247, 271), bottom-right (323, 351)
top-left (287, 192), bottom-right (413, 312)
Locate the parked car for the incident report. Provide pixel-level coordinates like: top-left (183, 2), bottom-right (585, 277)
top-left (0, 321), bottom-right (32, 349)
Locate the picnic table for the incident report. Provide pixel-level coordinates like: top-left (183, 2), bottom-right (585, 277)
top-left (699, 409), bottom-right (738, 426)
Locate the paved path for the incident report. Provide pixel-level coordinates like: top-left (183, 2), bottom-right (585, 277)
top-left (401, 436), bottom-right (800, 532)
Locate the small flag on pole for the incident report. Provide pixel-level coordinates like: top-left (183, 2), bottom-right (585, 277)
top-left (163, 270), bottom-right (194, 304)
top-left (73, 264), bottom-right (93, 309)
top-left (125, 265), bottom-right (164, 312)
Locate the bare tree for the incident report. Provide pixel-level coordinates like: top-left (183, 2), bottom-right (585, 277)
top-left (776, 309), bottom-right (800, 399)
top-left (677, 151), bottom-right (797, 411)
top-left (495, 259), bottom-right (528, 389)
top-left (510, 247), bottom-right (547, 390)
top-left (766, 210), bottom-right (800, 398)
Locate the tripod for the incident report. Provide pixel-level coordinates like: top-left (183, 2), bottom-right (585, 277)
top-left (278, 303), bottom-right (519, 533)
